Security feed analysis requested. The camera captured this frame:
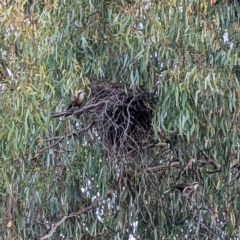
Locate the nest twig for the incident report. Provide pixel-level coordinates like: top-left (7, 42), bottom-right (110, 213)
top-left (52, 84), bottom-right (157, 158)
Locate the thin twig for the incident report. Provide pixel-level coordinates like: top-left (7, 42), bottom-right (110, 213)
top-left (32, 122), bottom-right (95, 160)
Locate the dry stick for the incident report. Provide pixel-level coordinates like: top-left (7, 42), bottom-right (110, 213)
top-left (114, 141), bottom-right (166, 158)
top-left (32, 122), bottom-right (95, 160)
top-left (43, 122), bottom-right (95, 142)
top-left (51, 101), bottom-right (106, 118)
top-left (123, 98), bottom-right (135, 138)
top-left (31, 137), bottom-right (64, 161)
top-left (40, 196), bottom-right (101, 240)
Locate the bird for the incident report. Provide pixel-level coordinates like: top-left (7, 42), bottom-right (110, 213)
top-left (164, 182), bottom-right (199, 196)
top-left (66, 90), bottom-right (86, 110)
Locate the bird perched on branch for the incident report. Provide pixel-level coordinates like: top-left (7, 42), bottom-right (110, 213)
top-left (66, 90), bottom-right (86, 110)
top-left (164, 182), bottom-right (199, 196)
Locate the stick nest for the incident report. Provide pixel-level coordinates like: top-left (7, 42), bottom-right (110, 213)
top-left (52, 84), bottom-right (156, 158)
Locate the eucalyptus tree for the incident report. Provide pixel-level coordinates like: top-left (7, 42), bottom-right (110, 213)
top-left (0, 0), bottom-right (240, 239)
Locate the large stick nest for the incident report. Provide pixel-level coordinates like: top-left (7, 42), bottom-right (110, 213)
top-left (52, 84), bottom-right (157, 158)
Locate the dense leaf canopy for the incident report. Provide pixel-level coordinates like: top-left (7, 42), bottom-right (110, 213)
top-left (1, 0), bottom-right (240, 239)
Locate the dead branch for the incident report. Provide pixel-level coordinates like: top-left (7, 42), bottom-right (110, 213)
top-left (40, 199), bottom-right (99, 240)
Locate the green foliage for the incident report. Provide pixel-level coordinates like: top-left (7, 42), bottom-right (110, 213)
top-left (0, 0), bottom-right (240, 239)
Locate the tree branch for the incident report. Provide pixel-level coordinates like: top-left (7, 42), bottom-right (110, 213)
top-left (40, 196), bottom-right (101, 240)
